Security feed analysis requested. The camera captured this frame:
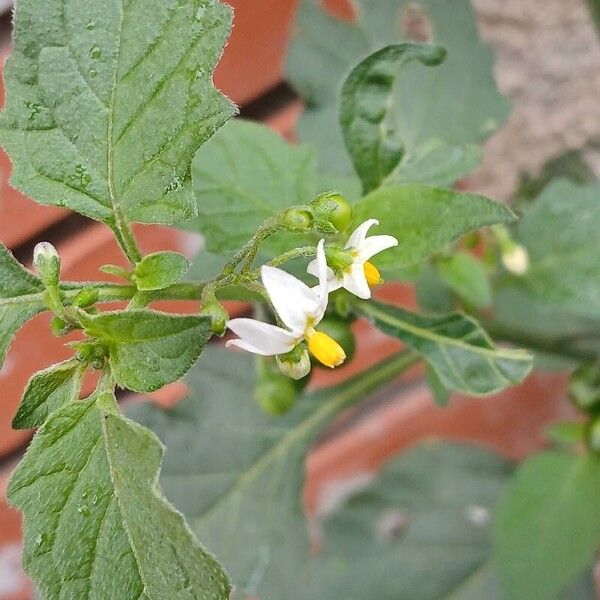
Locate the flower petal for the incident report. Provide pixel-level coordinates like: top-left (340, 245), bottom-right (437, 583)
top-left (346, 219), bottom-right (379, 250)
top-left (261, 266), bottom-right (318, 334)
top-left (226, 318), bottom-right (298, 355)
top-left (314, 239), bottom-right (330, 323)
top-left (356, 234), bottom-right (398, 262)
top-left (343, 264), bottom-right (371, 299)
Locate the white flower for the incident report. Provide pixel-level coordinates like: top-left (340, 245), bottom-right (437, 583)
top-left (307, 219), bottom-right (398, 299)
top-left (226, 240), bottom-right (346, 368)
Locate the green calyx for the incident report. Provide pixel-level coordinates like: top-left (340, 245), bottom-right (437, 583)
top-left (325, 245), bottom-right (354, 278)
top-left (199, 300), bottom-right (229, 336)
top-left (309, 191), bottom-right (353, 234)
top-left (276, 346), bottom-right (311, 380)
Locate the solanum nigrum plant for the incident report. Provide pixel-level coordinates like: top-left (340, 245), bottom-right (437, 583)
top-left (1, 0), bottom-right (598, 598)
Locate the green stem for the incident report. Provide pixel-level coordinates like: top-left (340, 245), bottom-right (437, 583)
top-left (111, 215), bottom-right (142, 265)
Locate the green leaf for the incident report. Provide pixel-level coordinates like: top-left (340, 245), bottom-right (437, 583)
top-left (190, 119), bottom-right (318, 253)
top-left (305, 443), bottom-right (511, 600)
top-left (127, 347), bottom-right (418, 597)
top-left (286, 0), bottom-right (509, 186)
top-left (415, 264), bottom-right (455, 313)
top-left (425, 364), bottom-right (450, 406)
top-left (134, 251), bottom-right (191, 291)
top-left (545, 421), bottom-right (587, 447)
top-left (0, 243), bottom-right (46, 366)
top-left (340, 43), bottom-right (447, 193)
top-left (494, 452), bottom-right (600, 600)
top-left (0, 0), bottom-right (236, 241)
top-left (437, 252), bottom-right (492, 309)
top-left (81, 309), bottom-right (211, 392)
top-left (357, 300), bottom-right (533, 395)
top-left (13, 359), bottom-right (83, 430)
top-left (352, 185), bottom-right (515, 274)
top-left (8, 382), bottom-right (230, 599)
top-left (512, 180), bottom-right (600, 320)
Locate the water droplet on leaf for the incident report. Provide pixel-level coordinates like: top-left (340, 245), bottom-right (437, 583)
top-left (90, 45), bottom-right (102, 60)
top-left (86, 20), bottom-right (96, 30)
top-left (89, 68), bottom-right (97, 78)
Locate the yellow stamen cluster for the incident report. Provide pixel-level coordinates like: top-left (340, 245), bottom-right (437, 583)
top-left (363, 261), bottom-right (382, 287)
top-left (307, 331), bottom-right (346, 369)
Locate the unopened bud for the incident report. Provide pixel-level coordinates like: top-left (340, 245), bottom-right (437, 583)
top-left (502, 244), bottom-right (529, 276)
top-left (310, 191), bottom-right (353, 234)
top-left (33, 242), bottom-right (61, 287)
top-left (200, 300), bottom-right (229, 336)
top-left (276, 348), bottom-right (311, 380)
top-left (587, 417), bottom-right (600, 454)
top-left (283, 207), bottom-right (313, 232)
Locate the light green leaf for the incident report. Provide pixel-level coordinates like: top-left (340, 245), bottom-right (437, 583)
top-left (357, 300), bottom-right (533, 395)
top-left (494, 452), bottom-right (600, 600)
top-left (512, 180), bottom-right (600, 319)
top-left (0, 0), bottom-right (236, 242)
top-left (286, 0), bottom-right (508, 186)
top-left (339, 43), bottom-right (447, 193)
top-left (81, 309), bottom-right (211, 392)
top-left (0, 243), bottom-right (46, 366)
top-left (127, 347), bottom-right (418, 597)
top-left (352, 185), bottom-right (515, 274)
top-left (190, 119), bottom-right (318, 253)
top-left (437, 252), bottom-right (492, 309)
top-left (134, 251), bottom-right (191, 291)
top-left (8, 383), bottom-right (230, 599)
top-left (13, 359), bottom-right (83, 430)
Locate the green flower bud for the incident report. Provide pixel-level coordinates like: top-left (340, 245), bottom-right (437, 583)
top-left (200, 300), bottom-right (229, 336)
top-left (51, 316), bottom-right (72, 337)
top-left (569, 362), bottom-right (600, 414)
top-left (72, 287), bottom-right (100, 308)
top-left (255, 378), bottom-right (296, 415)
top-left (33, 242), bottom-right (61, 288)
top-left (587, 417), bottom-right (600, 453)
top-left (283, 207), bottom-right (313, 232)
top-left (310, 191), bottom-right (353, 234)
top-left (314, 316), bottom-right (356, 364)
top-left (276, 347), bottom-right (311, 380)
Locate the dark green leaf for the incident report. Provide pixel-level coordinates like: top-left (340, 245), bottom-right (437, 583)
top-left (415, 264), bottom-right (455, 313)
top-left (357, 300), bottom-right (533, 395)
top-left (0, 243), bottom-right (45, 366)
top-left (305, 443), bottom-right (511, 600)
top-left (134, 251), bottom-right (191, 291)
top-left (128, 347), bottom-right (417, 597)
top-left (287, 0), bottom-right (509, 186)
top-left (352, 185), bottom-right (515, 275)
top-left (81, 309), bottom-right (211, 392)
top-left (0, 0), bottom-right (236, 237)
top-left (339, 43), bottom-right (447, 193)
top-left (13, 359), bottom-right (83, 429)
top-left (437, 252), bottom-right (492, 309)
top-left (494, 452), bottom-right (600, 600)
top-left (9, 383), bottom-right (230, 599)
top-left (191, 119), bottom-right (317, 253)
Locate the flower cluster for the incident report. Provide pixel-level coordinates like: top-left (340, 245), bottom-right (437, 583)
top-left (226, 219), bottom-right (398, 375)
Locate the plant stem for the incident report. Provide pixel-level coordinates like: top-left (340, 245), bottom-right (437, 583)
top-left (111, 216), bottom-right (142, 265)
